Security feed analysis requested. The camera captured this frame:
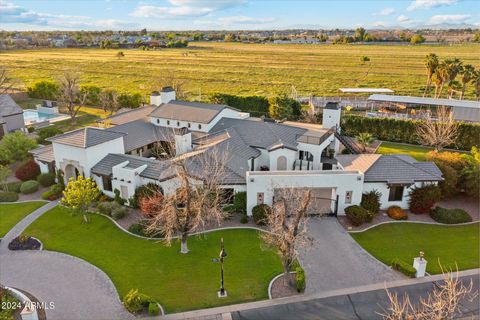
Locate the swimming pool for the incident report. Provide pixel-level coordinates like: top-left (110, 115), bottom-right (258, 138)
top-left (23, 109), bottom-right (70, 125)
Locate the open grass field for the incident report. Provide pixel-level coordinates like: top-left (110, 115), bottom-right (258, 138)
top-left (24, 206), bottom-right (283, 312)
top-left (376, 141), bottom-right (435, 161)
top-left (350, 222), bottom-right (479, 274)
top-left (0, 201), bottom-right (46, 237)
top-left (2, 42), bottom-right (479, 98)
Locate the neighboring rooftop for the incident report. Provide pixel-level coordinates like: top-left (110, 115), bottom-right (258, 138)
top-left (47, 127), bottom-right (125, 148)
top-left (99, 106), bottom-right (156, 126)
top-left (368, 94), bottom-right (480, 109)
top-left (149, 100), bottom-right (239, 124)
top-left (0, 94), bottom-right (23, 117)
top-left (337, 154), bottom-right (443, 184)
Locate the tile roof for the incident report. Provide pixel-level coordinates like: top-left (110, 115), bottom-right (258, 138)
top-left (0, 94), bottom-right (23, 117)
top-left (30, 145), bottom-right (54, 162)
top-left (47, 127), bottom-right (125, 148)
top-left (337, 154), bottom-right (443, 183)
top-left (105, 119), bottom-right (174, 152)
top-left (100, 106), bottom-right (156, 125)
top-left (149, 100), bottom-right (239, 124)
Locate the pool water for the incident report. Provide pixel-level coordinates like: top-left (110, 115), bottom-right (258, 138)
top-left (23, 109), bottom-right (68, 124)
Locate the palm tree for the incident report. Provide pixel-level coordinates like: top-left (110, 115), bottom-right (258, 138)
top-left (436, 58), bottom-right (462, 98)
top-left (459, 64), bottom-right (476, 100)
top-left (356, 132), bottom-right (374, 152)
top-left (423, 53), bottom-right (439, 97)
top-left (473, 70), bottom-right (480, 100)
top-left (447, 80), bottom-right (461, 99)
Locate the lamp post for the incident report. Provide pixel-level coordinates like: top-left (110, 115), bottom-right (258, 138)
top-left (213, 237), bottom-right (228, 297)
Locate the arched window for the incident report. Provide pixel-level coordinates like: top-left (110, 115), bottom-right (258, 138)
top-left (277, 156), bottom-right (287, 170)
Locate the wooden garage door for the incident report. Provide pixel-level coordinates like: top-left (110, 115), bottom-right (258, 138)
top-left (274, 188), bottom-right (334, 215)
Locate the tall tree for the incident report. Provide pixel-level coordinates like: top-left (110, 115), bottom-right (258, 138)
top-left (459, 64), bottom-right (476, 100)
top-left (140, 148), bottom-right (228, 254)
top-left (0, 67), bottom-right (13, 94)
top-left (57, 71), bottom-right (87, 122)
top-left (262, 189), bottom-right (313, 287)
top-left (99, 89), bottom-right (119, 115)
top-left (415, 106), bottom-right (458, 151)
top-left (473, 70), bottom-right (480, 100)
top-left (0, 131), bottom-right (38, 164)
top-left (354, 27), bottom-right (366, 41)
top-left (0, 165), bottom-right (12, 191)
top-left (62, 176), bottom-right (101, 223)
top-left (423, 53), bottom-right (439, 97)
top-left (436, 58), bottom-right (462, 98)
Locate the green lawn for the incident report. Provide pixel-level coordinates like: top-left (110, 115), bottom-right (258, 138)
top-left (376, 141), bottom-right (434, 161)
top-left (0, 201), bottom-right (47, 237)
top-left (24, 206), bottom-right (283, 312)
top-left (350, 223), bottom-right (479, 274)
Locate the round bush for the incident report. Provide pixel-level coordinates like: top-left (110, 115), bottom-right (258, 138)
top-left (128, 223), bottom-right (146, 237)
top-left (37, 172), bottom-right (56, 187)
top-left (20, 180), bottom-right (39, 194)
top-left (15, 160), bottom-right (41, 182)
top-left (0, 191), bottom-right (19, 202)
top-left (112, 206), bottom-right (128, 220)
top-left (345, 205), bottom-right (372, 226)
top-left (361, 190), bottom-right (381, 215)
top-left (240, 215), bottom-right (248, 224)
top-left (252, 204), bottom-right (271, 225)
top-left (148, 302), bottom-right (160, 316)
top-left (409, 185), bottom-right (441, 214)
top-left (430, 206), bottom-right (472, 224)
top-left (387, 206), bottom-right (408, 220)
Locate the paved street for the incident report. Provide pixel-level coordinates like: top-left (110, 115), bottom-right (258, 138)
top-left (0, 202), bottom-right (133, 320)
top-left (299, 217), bottom-right (403, 294)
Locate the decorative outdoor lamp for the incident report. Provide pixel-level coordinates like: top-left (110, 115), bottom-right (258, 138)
top-left (213, 237), bottom-right (228, 297)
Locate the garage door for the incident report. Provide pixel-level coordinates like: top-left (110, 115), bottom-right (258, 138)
top-left (274, 188), bottom-right (335, 216)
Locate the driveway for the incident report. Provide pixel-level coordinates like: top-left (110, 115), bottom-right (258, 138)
top-left (0, 202), bottom-right (133, 320)
top-left (298, 217), bottom-right (403, 294)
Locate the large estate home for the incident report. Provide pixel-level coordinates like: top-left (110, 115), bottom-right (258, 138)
top-left (31, 87), bottom-right (443, 215)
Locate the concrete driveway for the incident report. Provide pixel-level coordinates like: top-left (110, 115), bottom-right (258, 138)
top-left (298, 217), bottom-right (403, 294)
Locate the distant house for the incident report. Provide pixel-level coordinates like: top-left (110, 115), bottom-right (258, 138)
top-left (0, 94), bottom-right (25, 138)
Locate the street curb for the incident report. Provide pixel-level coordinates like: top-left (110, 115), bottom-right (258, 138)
top-left (348, 220), bottom-right (480, 233)
top-left (268, 272), bottom-right (297, 299)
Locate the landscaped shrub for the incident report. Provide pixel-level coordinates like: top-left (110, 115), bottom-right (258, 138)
top-left (114, 189), bottom-right (126, 205)
top-left (209, 93), bottom-right (269, 117)
top-left (37, 172), bottom-right (56, 187)
top-left (131, 183), bottom-right (163, 208)
top-left (0, 192), bottom-right (19, 202)
top-left (0, 181), bottom-right (22, 193)
top-left (430, 206), bottom-right (472, 224)
top-left (36, 127), bottom-right (63, 145)
top-left (252, 204), bottom-right (271, 225)
top-left (15, 160), bottom-right (40, 181)
top-left (97, 201), bottom-right (120, 216)
top-left (128, 223), bottom-right (146, 237)
top-left (20, 180), bottom-right (39, 194)
top-left (426, 151), bottom-right (466, 198)
top-left (391, 259), bottom-right (416, 278)
top-left (361, 190), bottom-right (381, 215)
top-left (409, 185), bottom-right (441, 214)
top-left (387, 206), bottom-right (408, 220)
top-left (233, 191), bottom-right (247, 214)
top-left (148, 302), bottom-right (160, 316)
top-left (112, 206), bottom-right (129, 220)
top-left (345, 205), bottom-right (372, 226)
top-left (240, 215), bottom-right (248, 224)
top-left (295, 266), bottom-right (306, 293)
top-left (123, 289), bottom-right (154, 314)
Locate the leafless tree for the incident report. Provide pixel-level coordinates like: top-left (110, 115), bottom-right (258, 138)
top-left (57, 71), bottom-right (87, 122)
top-left (415, 106), bottom-right (458, 151)
top-left (379, 268), bottom-right (477, 320)
top-left (0, 67), bottom-right (13, 94)
top-left (140, 147), bottom-right (229, 253)
top-left (262, 188), bottom-right (313, 286)
top-left (99, 89), bottom-right (119, 115)
top-left (153, 71), bottom-right (188, 100)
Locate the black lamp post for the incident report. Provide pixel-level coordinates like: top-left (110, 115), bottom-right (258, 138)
top-left (213, 237), bottom-right (228, 297)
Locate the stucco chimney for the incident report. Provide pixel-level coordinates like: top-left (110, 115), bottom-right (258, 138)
top-left (322, 102), bottom-right (341, 132)
top-left (174, 127), bottom-right (192, 155)
top-left (160, 86), bottom-right (176, 104)
top-left (150, 91), bottom-right (161, 106)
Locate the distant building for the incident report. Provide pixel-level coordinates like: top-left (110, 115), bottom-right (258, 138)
top-left (0, 94), bottom-right (25, 138)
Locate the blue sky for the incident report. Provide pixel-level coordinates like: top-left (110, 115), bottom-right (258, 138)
top-left (1, 0), bottom-right (479, 30)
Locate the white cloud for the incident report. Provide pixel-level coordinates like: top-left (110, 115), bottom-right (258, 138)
top-left (373, 8), bottom-right (395, 16)
top-left (429, 14), bottom-right (471, 24)
top-left (218, 15), bottom-right (274, 25)
top-left (397, 15), bottom-right (411, 22)
top-left (0, 0), bottom-right (137, 29)
top-left (372, 21), bottom-right (387, 27)
top-left (407, 0), bottom-right (458, 11)
top-left (131, 0), bottom-right (247, 19)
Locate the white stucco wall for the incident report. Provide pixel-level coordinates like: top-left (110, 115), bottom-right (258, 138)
top-left (245, 170), bottom-right (364, 216)
top-left (268, 148), bottom-right (297, 171)
top-left (3, 113), bottom-right (25, 132)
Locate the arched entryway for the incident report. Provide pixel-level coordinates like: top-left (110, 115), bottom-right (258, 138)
top-left (277, 156), bottom-right (287, 170)
top-left (64, 164), bottom-right (80, 182)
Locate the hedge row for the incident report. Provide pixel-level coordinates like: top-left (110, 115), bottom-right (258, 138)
top-left (391, 259), bottom-right (417, 278)
top-left (209, 93), bottom-right (269, 117)
top-left (340, 115), bottom-right (480, 150)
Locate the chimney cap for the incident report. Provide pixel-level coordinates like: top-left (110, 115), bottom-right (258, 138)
top-left (151, 91), bottom-right (159, 96)
top-left (325, 102), bottom-right (340, 110)
top-left (161, 86), bottom-right (175, 93)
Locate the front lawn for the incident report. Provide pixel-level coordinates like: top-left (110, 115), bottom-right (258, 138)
top-left (24, 206), bottom-right (282, 312)
top-left (350, 222), bottom-right (479, 274)
top-left (376, 142), bottom-right (434, 161)
top-left (0, 201), bottom-right (47, 237)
